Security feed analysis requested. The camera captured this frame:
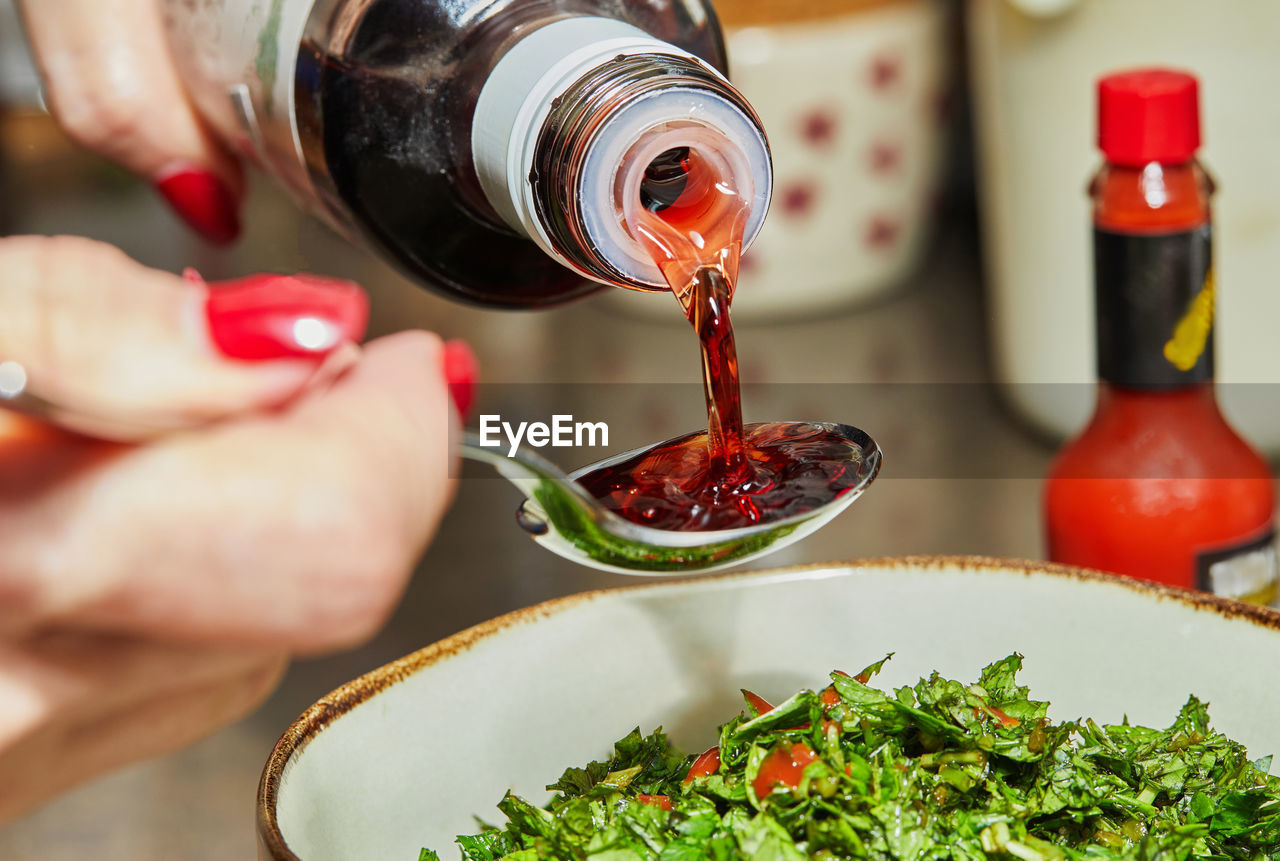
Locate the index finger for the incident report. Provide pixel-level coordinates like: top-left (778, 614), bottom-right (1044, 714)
top-left (0, 332), bottom-right (458, 654)
top-left (17, 0), bottom-right (245, 244)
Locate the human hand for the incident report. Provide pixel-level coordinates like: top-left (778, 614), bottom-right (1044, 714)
top-left (0, 235), bottom-right (472, 822)
top-left (15, 0), bottom-right (245, 244)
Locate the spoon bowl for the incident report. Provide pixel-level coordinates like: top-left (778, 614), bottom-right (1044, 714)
top-left (461, 421), bottom-right (880, 575)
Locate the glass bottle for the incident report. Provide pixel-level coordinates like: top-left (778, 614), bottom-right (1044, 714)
top-left (163, 0), bottom-right (773, 308)
top-left (1045, 69), bottom-right (1277, 605)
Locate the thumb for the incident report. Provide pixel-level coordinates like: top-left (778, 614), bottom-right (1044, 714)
top-left (0, 236), bottom-right (368, 440)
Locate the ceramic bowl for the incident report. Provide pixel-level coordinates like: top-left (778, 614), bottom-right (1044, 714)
top-left (258, 556), bottom-right (1280, 860)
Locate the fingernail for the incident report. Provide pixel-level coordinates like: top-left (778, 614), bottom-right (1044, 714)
top-left (204, 273), bottom-right (370, 361)
top-left (441, 339), bottom-right (478, 417)
top-left (154, 164), bottom-right (242, 246)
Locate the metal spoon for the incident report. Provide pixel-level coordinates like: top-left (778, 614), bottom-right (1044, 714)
top-left (0, 360), bottom-right (880, 575)
top-left (460, 423), bottom-right (880, 575)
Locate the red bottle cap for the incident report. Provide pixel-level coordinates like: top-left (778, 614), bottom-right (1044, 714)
top-left (1097, 69), bottom-right (1201, 166)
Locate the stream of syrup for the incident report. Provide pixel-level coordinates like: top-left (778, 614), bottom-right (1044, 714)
top-left (575, 145), bottom-right (861, 531)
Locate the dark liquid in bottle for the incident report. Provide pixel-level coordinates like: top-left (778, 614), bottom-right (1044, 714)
top-left (303, 0), bottom-right (728, 308)
top-left (576, 146), bottom-right (863, 531)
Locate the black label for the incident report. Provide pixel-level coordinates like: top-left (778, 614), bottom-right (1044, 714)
top-left (1196, 527), bottom-right (1278, 602)
top-left (1095, 226), bottom-right (1214, 388)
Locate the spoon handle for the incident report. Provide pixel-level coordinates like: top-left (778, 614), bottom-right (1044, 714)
top-left (459, 432), bottom-right (600, 509)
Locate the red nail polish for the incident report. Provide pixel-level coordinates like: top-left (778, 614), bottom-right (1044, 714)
top-left (441, 339), bottom-right (478, 417)
top-left (154, 166), bottom-right (242, 246)
top-left (205, 274), bottom-right (370, 361)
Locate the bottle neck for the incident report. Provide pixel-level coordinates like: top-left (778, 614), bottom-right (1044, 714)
top-left (1091, 157), bottom-right (1216, 390)
top-left (471, 17), bottom-right (771, 292)
top-left (1097, 380), bottom-right (1219, 411)
top-left (1092, 159), bottom-right (1212, 232)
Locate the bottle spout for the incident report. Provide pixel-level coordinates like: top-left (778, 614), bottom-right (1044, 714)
top-left (471, 17), bottom-right (772, 292)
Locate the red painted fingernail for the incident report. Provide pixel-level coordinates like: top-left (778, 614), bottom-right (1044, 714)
top-left (441, 339), bottom-right (478, 417)
top-left (154, 165), bottom-right (242, 246)
top-left (204, 273), bottom-right (370, 361)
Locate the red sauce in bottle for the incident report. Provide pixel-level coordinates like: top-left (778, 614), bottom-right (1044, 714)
top-left (1044, 69), bottom-right (1277, 604)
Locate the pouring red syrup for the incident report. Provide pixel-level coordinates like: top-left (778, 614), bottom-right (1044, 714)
top-left (574, 145), bottom-right (863, 532)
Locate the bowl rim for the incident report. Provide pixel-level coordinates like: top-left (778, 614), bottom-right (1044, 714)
top-left (256, 554), bottom-right (1280, 860)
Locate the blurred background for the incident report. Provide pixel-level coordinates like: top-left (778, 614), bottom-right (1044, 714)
top-left (1, 0), bottom-right (1278, 858)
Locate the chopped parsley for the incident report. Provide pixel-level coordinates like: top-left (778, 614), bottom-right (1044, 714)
top-left (420, 655), bottom-right (1280, 860)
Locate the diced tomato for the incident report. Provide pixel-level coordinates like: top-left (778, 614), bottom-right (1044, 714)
top-left (972, 705), bottom-right (1020, 727)
top-left (989, 706), bottom-right (1020, 727)
top-left (752, 743), bottom-right (818, 800)
top-left (743, 689), bottom-right (775, 716)
top-left (822, 718), bottom-right (841, 736)
top-left (636, 794), bottom-right (672, 810)
top-left (684, 746), bottom-right (721, 784)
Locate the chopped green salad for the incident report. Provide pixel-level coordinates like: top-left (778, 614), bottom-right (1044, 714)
top-left (420, 655), bottom-right (1280, 859)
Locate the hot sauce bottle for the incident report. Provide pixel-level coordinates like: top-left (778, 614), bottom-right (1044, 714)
top-left (1045, 69), bottom-right (1278, 605)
